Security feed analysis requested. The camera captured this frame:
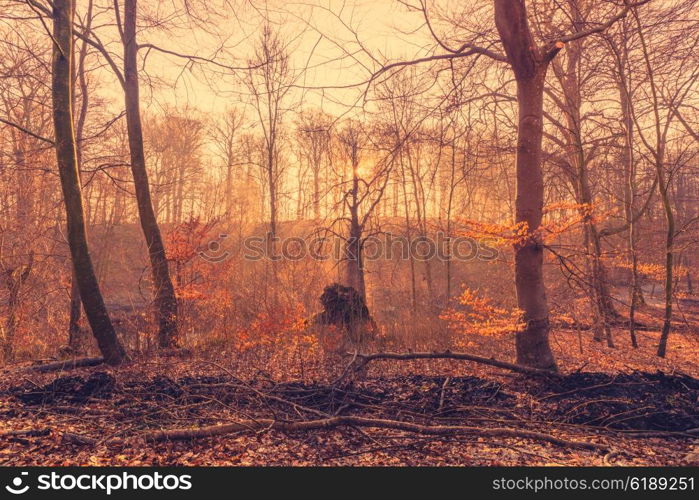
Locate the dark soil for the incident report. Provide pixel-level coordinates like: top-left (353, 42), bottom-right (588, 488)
top-left (11, 371), bottom-right (116, 405)
top-left (540, 371), bottom-right (699, 431)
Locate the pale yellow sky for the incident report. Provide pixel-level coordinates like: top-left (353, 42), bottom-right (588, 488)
top-left (95, 0), bottom-right (433, 119)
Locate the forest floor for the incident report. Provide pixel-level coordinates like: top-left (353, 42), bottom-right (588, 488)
top-left (0, 303), bottom-right (697, 466)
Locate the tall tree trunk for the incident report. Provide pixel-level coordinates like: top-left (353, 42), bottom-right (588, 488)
top-left (656, 158), bottom-right (674, 357)
top-left (551, 29), bottom-right (616, 347)
top-left (14, 146), bottom-right (33, 225)
top-left (268, 146), bottom-right (278, 238)
top-left (444, 125), bottom-right (458, 307)
top-left (632, 9), bottom-right (674, 357)
top-left (686, 255), bottom-right (693, 295)
top-left (608, 26), bottom-right (647, 325)
top-left (225, 160), bottom-right (234, 218)
top-left (345, 170), bottom-right (366, 300)
top-left (51, 0), bottom-right (125, 365)
top-left (265, 143), bottom-right (279, 308)
top-left (176, 162), bottom-right (185, 223)
top-left (67, 273), bottom-right (82, 351)
top-left (3, 279), bottom-right (20, 362)
top-left (3, 263), bottom-right (32, 362)
top-left (578, 139), bottom-right (616, 346)
top-left (122, 0), bottom-right (179, 348)
top-left (620, 75), bottom-right (639, 348)
top-left (67, 0), bottom-right (93, 352)
top-left (511, 75), bottom-right (557, 370)
top-left (398, 153), bottom-right (417, 313)
top-left (495, 0), bottom-right (558, 370)
top-left (296, 172), bottom-right (304, 220)
top-left (312, 168), bottom-right (321, 220)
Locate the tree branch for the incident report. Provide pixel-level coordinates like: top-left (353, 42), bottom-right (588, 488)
top-left (68, 416), bottom-right (608, 452)
top-left (599, 174), bottom-right (659, 237)
top-left (350, 351), bottom-right (560, 377)
top-left (546, 0), bottom-right (653, 60)
top-left (0, 117), bottom-right (54, 145)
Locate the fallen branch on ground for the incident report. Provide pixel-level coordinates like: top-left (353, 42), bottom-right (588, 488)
top-left (62, 432), bottom-right (101, 446)
top-left (142, 416), bottom-right (604, 450)
top-left (64, 416), bottom-right (608, 452)
top-left (346, 351), bottom-right (561, 378)
top-left (27, 357), bottom-right (105, 373)
top-left (0, 428), bottom-right (51, 438)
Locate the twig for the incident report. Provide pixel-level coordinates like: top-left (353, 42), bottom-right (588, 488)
top-left (438, 377), bottom-right (451, 411)
top-left (539, 377), bottom-right (618, 401)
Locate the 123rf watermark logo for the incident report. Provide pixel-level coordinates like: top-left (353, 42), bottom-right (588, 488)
top-left (5, 471), bottom-right (192, 495)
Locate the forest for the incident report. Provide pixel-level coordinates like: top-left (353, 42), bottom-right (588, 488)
top-left (0, 0), bottom-right (698, 468)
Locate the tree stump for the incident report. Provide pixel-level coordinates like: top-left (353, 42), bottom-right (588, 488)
top-left (311, 283), bottom-right (376, 354)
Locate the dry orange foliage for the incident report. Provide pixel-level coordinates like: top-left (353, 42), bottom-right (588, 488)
top-left (441, 287), bottom-right (524, 338)
top-left (234, 305), bottom-right (318, 353)
top-left (456, 202), bottom-right (614, 250)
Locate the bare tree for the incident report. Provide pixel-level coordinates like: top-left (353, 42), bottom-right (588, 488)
top-left (334, 118), bottom-right (394, 301)
top-left (296, 110), bottom-right (333, 221)
top-left (1, 253), bottom-right (32, 361)
top-left (366, 0), bottom-right (647, 369)
top-left (546, 0), bottom-right (618, 347)
top-left (119, 0), bottom-right (180, 348)
top-left (51, 0), bottom-right (125, 365)
top-left (628, 4), bottom-right (698, 357)
top-left (67, 0), bottom-right (95, 354)
top-left (211, 109), bottom-right (246, 219)
top-left (337, 120), bottom-right (368, 298)
top-left (244, 23), bottom-right (293, 244)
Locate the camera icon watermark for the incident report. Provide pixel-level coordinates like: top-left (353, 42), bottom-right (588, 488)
top-left (5, 472), bottom-right (29, 495)
top-left (198, 234), bottom-right (231, 263)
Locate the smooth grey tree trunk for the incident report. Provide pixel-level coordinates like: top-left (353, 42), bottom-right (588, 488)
top-left (495, 0), bottom-right (558, 370)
